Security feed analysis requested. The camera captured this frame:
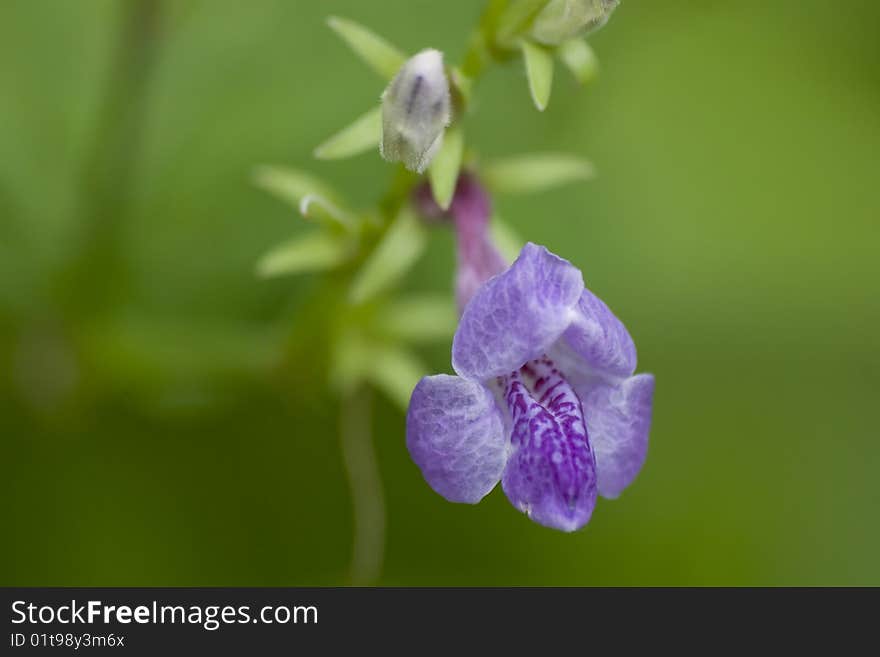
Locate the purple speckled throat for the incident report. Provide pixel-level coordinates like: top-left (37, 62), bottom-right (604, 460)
top-left (501, 357), bottom-right (597, 531)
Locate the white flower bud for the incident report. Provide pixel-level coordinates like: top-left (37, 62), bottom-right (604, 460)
top-left (380, 49), bottom-right (451, 174)
top-left (532, 0), bottom-right (620, 45)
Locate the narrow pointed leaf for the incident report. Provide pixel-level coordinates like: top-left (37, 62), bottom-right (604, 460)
top-left (483, 152), bottom-right (595, 194)
top-left (558, 38), bottom-right (599, 85)
top-left (349, 206), bottom-right (427, 304)
top-left (299, 194), bottom-right (359, 232)
top-left (314, 106), bottom-right (382, 161)
top-left (428, 124), bottom-right (464, 211)
top-left (327, 15), bottom-right (406, 80)
top-left (253, 165), bottom-right (342, 208)
top-left (256, 232), bottom-right (350, 279)
top-left (330, 333), bottom-right (425, 410)
top-left (366, 343), bottom-right (427, 411)
top-left (521, 40), bottom-right (554, 111)
top-left (378, 295), bottom-right (458, 343)
top-left (490, 216), bottom-right (525, 263)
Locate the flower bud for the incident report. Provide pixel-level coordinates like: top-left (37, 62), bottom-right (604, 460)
top-left (380, 49), bottom-right (451, 174)
top-left (449, 174), bottom-right (507, 311)
top-left (531, 0), bottom-right (620, 45)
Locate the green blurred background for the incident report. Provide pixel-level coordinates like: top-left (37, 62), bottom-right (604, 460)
top-left (2, 0), bottom-right (878, 585)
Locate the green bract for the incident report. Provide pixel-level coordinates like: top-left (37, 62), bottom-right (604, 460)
top-left (428, 124), bottom-right (465, 211)
top-left (521, 40), bottom-right (555, 111)
top-left (349, 206), bottom-right (427, 304)
top-left (326, 15), bottom-right (406, 80)
top-left (483, 152), bottom-right (595, 194)
top-left (558, 38), bottom-right (599, 85)
top-left (256, 232), bottom-right (352, 279)
top-left (314, 107), bottom-right (382, 161)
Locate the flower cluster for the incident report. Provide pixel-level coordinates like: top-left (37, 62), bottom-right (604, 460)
top-left (257, 1), bottom-right (652, 536)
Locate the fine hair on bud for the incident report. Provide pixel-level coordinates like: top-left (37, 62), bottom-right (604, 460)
top-left (380, 49), bottom-right (451, 173)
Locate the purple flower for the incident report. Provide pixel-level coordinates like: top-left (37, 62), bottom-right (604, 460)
top-left (406, 243), bottom-right (654, 532)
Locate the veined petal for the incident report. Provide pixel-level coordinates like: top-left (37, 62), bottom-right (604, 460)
top-left (501, 362), bottom-right (597, 532)
top-left (406, 375), bottom-right (507, 504)
top-left (559, 288), bottom-right (637, 381)
top-left (452, 243), bottom-right (584, 381)
top-left (578, 374), bottom-right (655, 499)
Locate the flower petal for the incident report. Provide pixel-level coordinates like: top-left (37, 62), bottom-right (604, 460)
top-left (406, 374), bottom-right (507, 504)
top-left (559, 288), bottom-right (637, 381)
top-left (501, 364), bottom-right (597, 532)
top-left (579, 374), bottom-right (655, 499)
top-left (452, 243), bottom-right (584, 381)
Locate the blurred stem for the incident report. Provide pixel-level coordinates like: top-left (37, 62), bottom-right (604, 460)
top-left (461, 0), bottom-right (508, 80)
top-left (64, 0), bottom-right (163, 315)
top-left (310, 0), bottom-right (538, 585)
top-left (461, 0), bottom-right (533, 80)
top-left (339, 385), bottom-right (385, 585)
top-left (328, 0), bottom-right (524, 585)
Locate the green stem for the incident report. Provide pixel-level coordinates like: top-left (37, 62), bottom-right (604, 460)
top-left (339, 385), bottom-right (385, 585)
top-left (20, 0), bottom-right (164, 413)
top-left (461, 0), bottom-right (547, 80)
top-left (63, 0), bottom-right (163, 315)
top-left (461, 0), bottom-right (509, 80)
top-left (330, 0), bottom-right (541, 585)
